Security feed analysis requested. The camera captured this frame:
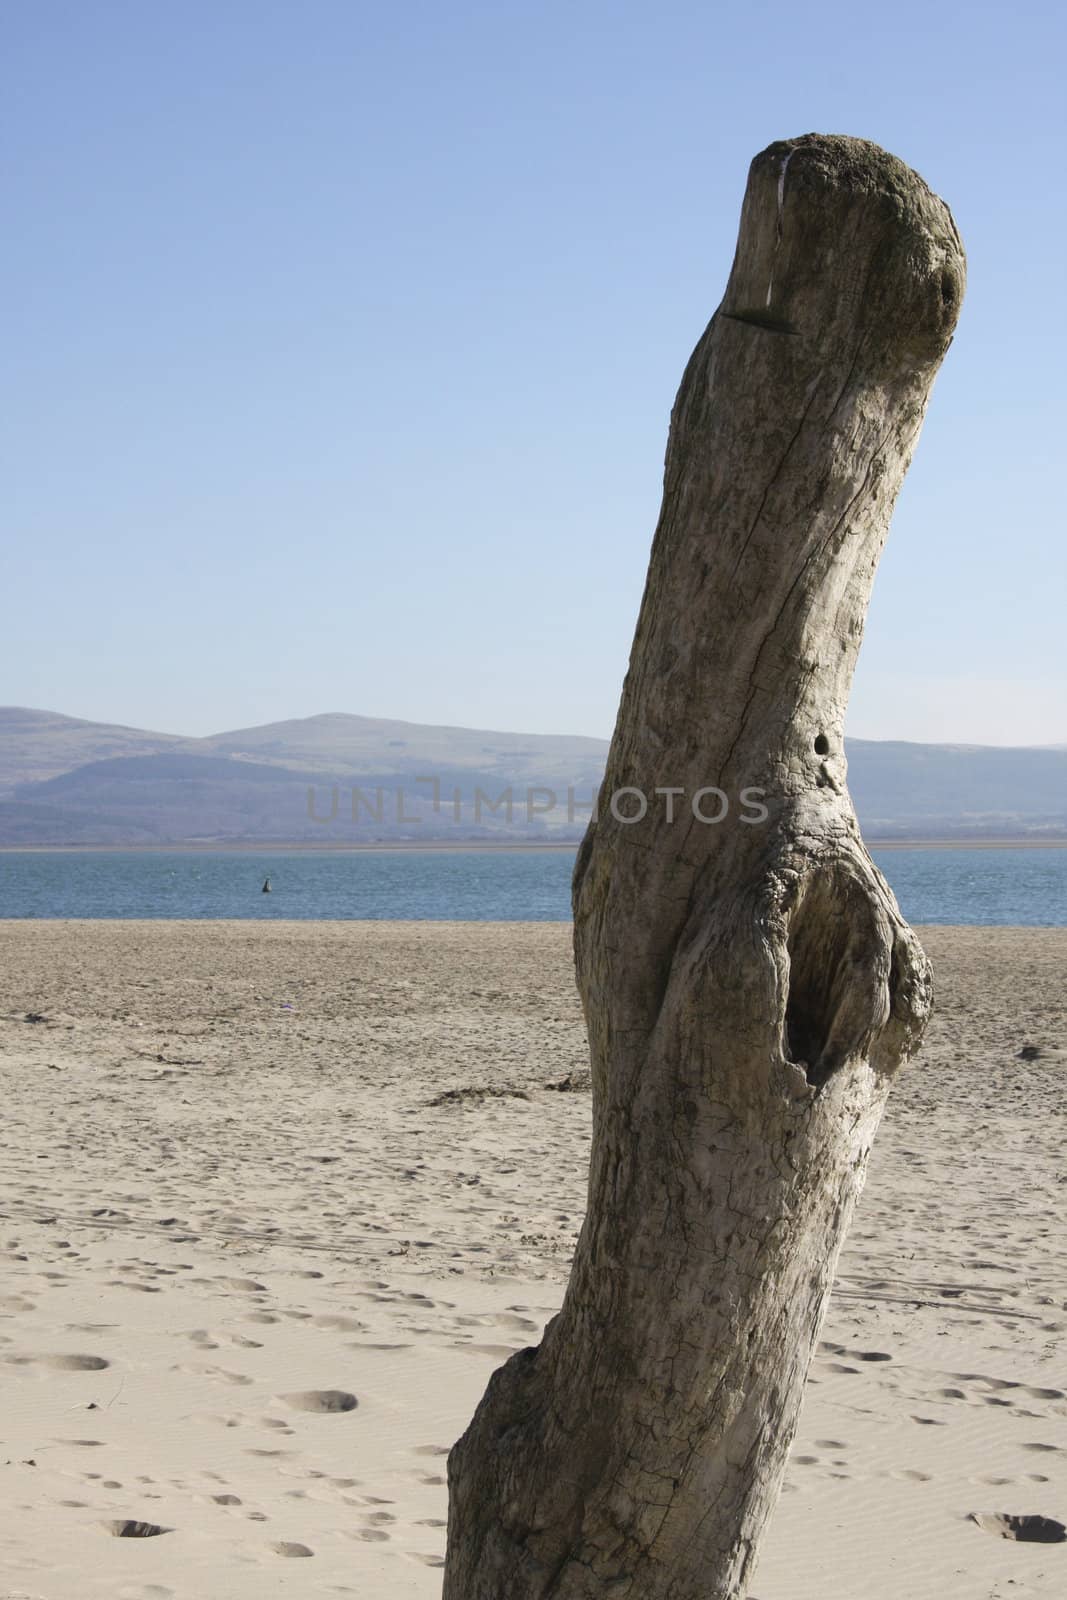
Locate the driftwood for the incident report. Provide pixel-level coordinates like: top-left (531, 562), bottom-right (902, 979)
top-left (444, 134), bottom-right (964, 1600)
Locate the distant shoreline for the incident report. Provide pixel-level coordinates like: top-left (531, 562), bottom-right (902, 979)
top-left (2, 838), bottom-right (1067, 855)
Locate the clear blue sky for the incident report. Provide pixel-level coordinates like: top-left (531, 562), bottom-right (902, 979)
top-left (3, 1), bottom-right (1064, 745)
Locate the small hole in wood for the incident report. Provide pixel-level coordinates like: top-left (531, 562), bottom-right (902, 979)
top-left (813, 733), bottom-right (830, 756)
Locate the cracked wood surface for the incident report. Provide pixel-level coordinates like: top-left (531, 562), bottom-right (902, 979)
top-left (444, 133), bottom-right (965, 1600)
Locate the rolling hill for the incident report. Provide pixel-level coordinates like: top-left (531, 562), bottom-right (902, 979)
top-left (0, 707), bottom-right (1064, 845)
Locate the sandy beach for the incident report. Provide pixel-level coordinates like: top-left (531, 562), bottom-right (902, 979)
top-left (0, 920), bottom-right (1064, 1599)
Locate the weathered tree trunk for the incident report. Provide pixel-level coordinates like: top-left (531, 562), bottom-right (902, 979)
top-left (444, 134), bottom-right (964, 1600)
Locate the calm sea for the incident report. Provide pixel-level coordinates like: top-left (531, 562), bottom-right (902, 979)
top-left (0, 847), bottom-right (1065, 925)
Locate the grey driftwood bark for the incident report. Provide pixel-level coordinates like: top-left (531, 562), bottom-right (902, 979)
top-left (444, 134), bottom-right (964, 1600)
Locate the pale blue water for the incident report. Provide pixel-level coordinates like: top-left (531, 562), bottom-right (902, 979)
top-left (0, 848), bottom-right (1065, 924)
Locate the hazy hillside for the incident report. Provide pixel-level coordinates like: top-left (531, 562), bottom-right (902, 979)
top-left (3, 751), bottom-right (563, 844)
top-left (0, 707), bottom-right (185, 794)
top-left (1, 708), bottom-right (1064, 845)
top-left (846, 740), bottom-right (1067, 838)
top-left (197, 712), bottom-right (609, 785)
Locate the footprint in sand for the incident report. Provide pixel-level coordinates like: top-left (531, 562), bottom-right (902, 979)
top-left (103, 1520), bottom-right (171, 1538)
top-left (270, 1540), bottom-right (314, 1557)
top-left (281, 1389), bottom-right (358, 1413)
top-left (41, 1353), bottom-right (111, 1371)
top-left (177, 1363), bottom-right (253, 1386)
top-left (970, 1512), bottom-right (1066, 1544)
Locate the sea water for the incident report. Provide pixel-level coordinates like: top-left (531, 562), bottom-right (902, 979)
top-left (0, 847), bottom-right (1064, 925)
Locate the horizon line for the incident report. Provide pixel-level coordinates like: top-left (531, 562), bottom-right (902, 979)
top-left (3, 704), bottom-right (1065, 754)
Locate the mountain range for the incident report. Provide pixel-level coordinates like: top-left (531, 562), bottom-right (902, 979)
top-left (0, 706), bottom-right (1064, 845)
